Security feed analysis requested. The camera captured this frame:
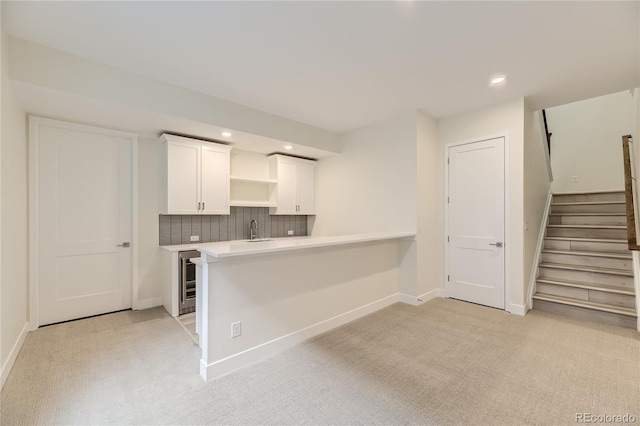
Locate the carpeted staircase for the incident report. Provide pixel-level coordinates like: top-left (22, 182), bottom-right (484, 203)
top-left (532, 191), bottom-right (638, 328)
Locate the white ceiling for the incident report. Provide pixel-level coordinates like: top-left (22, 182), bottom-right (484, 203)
top-left (3, 1), bottom-right (639, 134)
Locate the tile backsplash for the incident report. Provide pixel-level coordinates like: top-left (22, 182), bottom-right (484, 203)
top-left (159, 207), bottom-right (308, 246)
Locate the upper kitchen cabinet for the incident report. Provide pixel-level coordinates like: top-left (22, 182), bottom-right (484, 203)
top-left (269, 154), bottom-right (316, 215)
top-left (161, 134), bottom-right (231, 215)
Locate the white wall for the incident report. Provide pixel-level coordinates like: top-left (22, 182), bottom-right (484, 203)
top-left (523, 106), bottom-right (552, 304)
top-left (312, 111), bottom-right (418, 236)
top-left (0, 4), bottom-right (4, 386)
top-left (1, 29), bottom-right (29, 383)
top-left (547, 90), bottom-right (638, 193)
top-left (312, 110), bottom-right (443, 303)
top-left (415, 111), bottom-right (444, 297)
top-left (201, 239), bottom-right (402, 379)
top-left (438, 98), bottom-right (527, 312)
top-left (8, 36), bottom-right (340, 154)
top-left (137, 136), bottom-right (162, 305)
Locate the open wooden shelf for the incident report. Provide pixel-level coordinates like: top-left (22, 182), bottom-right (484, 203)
top-left (230, 175), bottom-right (277, 184)
top-left (230, 200), bottom-right (277, 208)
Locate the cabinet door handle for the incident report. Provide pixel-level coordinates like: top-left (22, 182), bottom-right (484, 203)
top-left (202, 202), bottom-right (205, 210)
top-left (198, 202), bottom-right (201, 211)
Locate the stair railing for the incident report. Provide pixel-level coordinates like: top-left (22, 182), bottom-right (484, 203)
top-left (622, 135), bottom-right (640, 250)
top-left (542, 109), bottom-right (552, 157)
top-left (537, 110), bottom-right (553, 182)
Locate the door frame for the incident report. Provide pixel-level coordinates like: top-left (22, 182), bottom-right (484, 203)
top-left (444, 132), bottom-right (510, 311)
top-left (28, 116), bottom-right (139, 330)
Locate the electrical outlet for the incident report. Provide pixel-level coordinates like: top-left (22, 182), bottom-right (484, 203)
top-left (288, 230), bottom-right (294, 236)
top-left (190, 235), bottom-right (200, 242)
top-left (231, 321), bottom-right (241, 338)
top-left (572, 176), bottom-right (579, 183)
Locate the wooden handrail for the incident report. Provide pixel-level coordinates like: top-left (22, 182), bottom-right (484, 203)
top-left (622, 134), bottom-right (640, 250)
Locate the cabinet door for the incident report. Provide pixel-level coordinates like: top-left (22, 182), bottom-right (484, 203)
top-left (277, 160), bottom-right (297, 214)
top-left (167, 140), bottom-right (200, 214)
top-left (201, 144), bottom-right (230, 215)
top-left (297, 163), bottom-right (315, 214)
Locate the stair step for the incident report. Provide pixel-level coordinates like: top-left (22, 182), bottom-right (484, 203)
top-left (538, 261), bottom-right (634, 290)
top-left (541, 250), bottom-right (632, 270)
top-left (551, 202), bottom-right (626, 206)
top-left (538, 264), bottom-right (634, 289)
top-left (539, 262), bottom-right (633, 276)
top-left (545, 237), bottom-right (627, 243)
top-left (549, 213), bottom-right (626, 216)
top-left (552, 191), bottom-right (625, 203)
top-left (536, 279), bottom-right (636, 309)
top-left (550, 202), bottom-right (626, 214)
top-left (548, 214), bottom-right (627, 226)
top-left (532, 293), bottom-right (637, 317)
top-left (533, 298), bottom-right (638, 329)
top-left (536, 278), bottom-right (634, 295)
top-left (541, 250), bottom-right (632, 271)
top-left (542, 249), bottom-right (631, 260)
top-left (544, 237), bottom-right (630, 254)
top-left (546, 225), bottom-right (627, 239)
top-left (547, 225), bottom-right (626, 229)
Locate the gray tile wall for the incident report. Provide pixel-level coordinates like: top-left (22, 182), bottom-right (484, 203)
top-left (159, 207), bottom-right (308, 246)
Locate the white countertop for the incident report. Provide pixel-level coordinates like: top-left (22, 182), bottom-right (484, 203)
top-left (161, 232), bottom-right (415, 258)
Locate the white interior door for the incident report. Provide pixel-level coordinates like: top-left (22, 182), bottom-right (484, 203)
top-left (36, 120), bottom-right (133, 325)
top-left (447, 137), bottom-right (505, 309)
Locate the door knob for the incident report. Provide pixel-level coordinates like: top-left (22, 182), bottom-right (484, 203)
top-left (117, 242), bottom-right (130, 248)
top-left (489, 242), bottom-right (503, 247)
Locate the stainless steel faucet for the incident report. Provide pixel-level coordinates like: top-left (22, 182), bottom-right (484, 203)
top-left (250, 219), bottom-right (258, 240)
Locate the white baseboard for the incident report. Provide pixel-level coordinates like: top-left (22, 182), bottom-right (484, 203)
top-left (137, 297), bottom-right (162, 310)
top-left (1, 322), bottom-right (30, 389)
top-left (398, 288), bottom-right (445, 306)
top-left (201, 293), bottom-right (400, 381)
top-left (509, 302), bottom-right (529, 316)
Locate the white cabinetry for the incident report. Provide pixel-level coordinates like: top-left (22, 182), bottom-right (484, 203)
top-left (161, 134), bottom-right (231, 215)
top-left (269, 154), bottom-right (316, 215)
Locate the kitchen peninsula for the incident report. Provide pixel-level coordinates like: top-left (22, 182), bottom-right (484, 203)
top-left (193, 232), bottom-right (414, 380)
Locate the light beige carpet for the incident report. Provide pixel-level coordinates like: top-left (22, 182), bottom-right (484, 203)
top-left (1, 298), bottom-right (639, 425)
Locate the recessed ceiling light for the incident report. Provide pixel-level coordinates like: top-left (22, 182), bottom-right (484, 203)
top-left (221, 131), bottom-right (232, 137)
top-left (284, 145), bottom-right (293, 150)
top-left (490, 76), bottom-right (506, 85)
